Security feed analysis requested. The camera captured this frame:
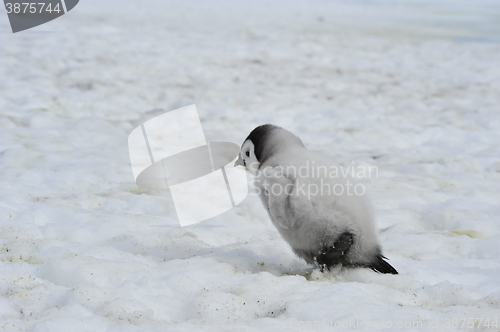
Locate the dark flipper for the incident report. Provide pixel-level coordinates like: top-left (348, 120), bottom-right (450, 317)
top-left (367, 254), bottom-right (398, 274)
top-left (315, 232), bottom-right (353, 272)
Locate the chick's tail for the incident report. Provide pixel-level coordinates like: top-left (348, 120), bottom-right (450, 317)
top-left (368, 255), bottom-right (398, 274)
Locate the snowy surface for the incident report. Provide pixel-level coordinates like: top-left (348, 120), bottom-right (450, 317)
top-left (1, 0), bottom-right (500, 331)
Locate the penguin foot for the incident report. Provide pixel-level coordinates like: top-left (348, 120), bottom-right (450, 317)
top-left (315, 232), bottom-right (353, 272)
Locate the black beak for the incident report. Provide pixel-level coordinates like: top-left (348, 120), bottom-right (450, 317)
top-left (234, 153), bottom-right (245, 167)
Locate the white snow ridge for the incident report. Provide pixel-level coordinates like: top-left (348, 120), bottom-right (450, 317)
top-left (1, 0), bottom-right (499, 331)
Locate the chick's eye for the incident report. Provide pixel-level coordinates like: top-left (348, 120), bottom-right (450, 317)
top-left (245, 151), bottom-right (250, 157)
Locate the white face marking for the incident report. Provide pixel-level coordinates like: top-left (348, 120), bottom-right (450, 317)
top-left (240, 140), bottom-right (260, 174)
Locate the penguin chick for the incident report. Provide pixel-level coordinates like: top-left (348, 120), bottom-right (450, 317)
top-left (235, 124), bottom-right (397, 274)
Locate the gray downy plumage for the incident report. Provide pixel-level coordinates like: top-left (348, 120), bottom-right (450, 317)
top-left (236, 124), bottom-right (397, 274)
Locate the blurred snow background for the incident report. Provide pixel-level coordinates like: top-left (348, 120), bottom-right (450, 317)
top-left (0, 0), bottom-right (500, 331)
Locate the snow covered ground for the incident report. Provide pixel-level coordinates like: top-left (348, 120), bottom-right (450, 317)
top-left (1, 0), bottom-right (500, 330)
